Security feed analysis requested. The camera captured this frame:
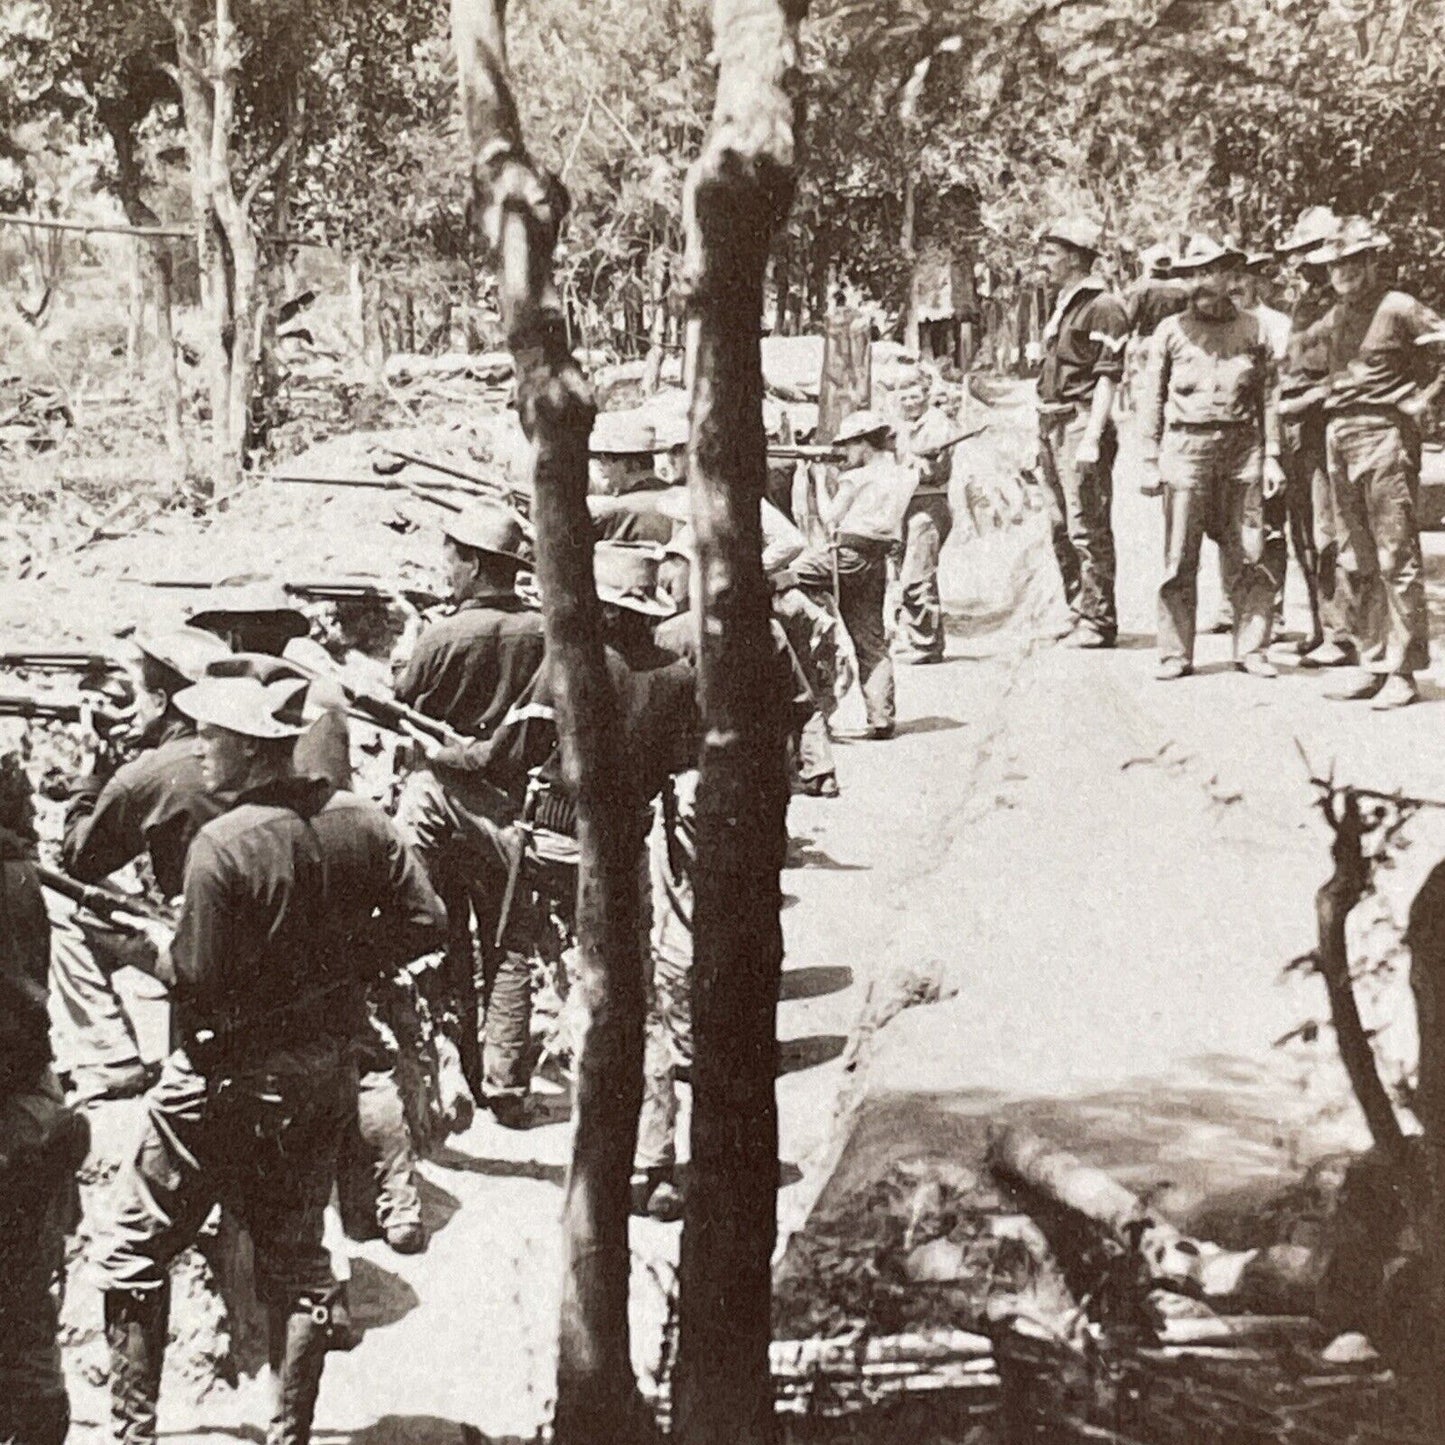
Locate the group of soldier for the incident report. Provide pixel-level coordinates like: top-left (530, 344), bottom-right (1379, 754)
top-left (0, 356), bottom-right (958, 1443)
top-left (1036, 206), bottom-right (1442, 706)
top-left (10, 193), bottom-right (1433, 1445)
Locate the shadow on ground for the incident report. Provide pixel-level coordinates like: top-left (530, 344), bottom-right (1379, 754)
top-left (780, 965), bottom-right (855, 1002)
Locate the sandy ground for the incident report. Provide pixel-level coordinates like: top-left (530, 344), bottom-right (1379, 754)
top-left (49, 382), bottom-right (1445, 1441)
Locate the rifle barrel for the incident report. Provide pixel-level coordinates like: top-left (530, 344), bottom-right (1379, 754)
top-left (0, 693), bottom-right (83, 723)
top-left (36, 866), bottom-right (173, 925)
top-left (271, 471), bottom-right (465, 515)
top-left (380, 449), bottom-right (531, 513)
top-left (0, 652), bottom-right (120, 673)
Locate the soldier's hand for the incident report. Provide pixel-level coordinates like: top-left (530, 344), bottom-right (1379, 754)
top-left (1138, 462), bottom-right (1163, 498)
top-left (1263, 457), bottom-right (1286, 500)
top-left (399, 719), bottom-right (443, 764)
top-left (1074, 433), bottom-right (1101, 471)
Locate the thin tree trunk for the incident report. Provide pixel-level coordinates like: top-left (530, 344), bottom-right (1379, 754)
top-left (451, 5), bottom-right (646, 1442)
top-left (674, 3), bottom-right (805, 1444)
top-left (900, 173), bottom-right (919, 352)
top-left (1314, 789), bottom-right (1410, 1174)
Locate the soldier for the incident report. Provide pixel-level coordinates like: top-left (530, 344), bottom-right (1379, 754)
top-left (1035, 217), bottom-right (1130, 648)
top-left (186, 584), bottom-right (351, 788)
top-left (0, 753), bottom-right (86, 1445)
top-left (1305, 217), bottom-right (1445, 709)
top-left (585, 410), bottom-right (678, 545)
top-left (391, 502), bottom-right (547, 1124)
top-left (1140, 236), bottom-right (1285, 680)
top-left (92, 671), bottom-right (445, 1445)
top-left (892, 372), bottom-right (956, 665)
top-left (793, 410), bottom-right (917, 739)
top-left (1217, 250), bottom-right (1292, 639)
top-left (1273, 207), bottom-right (1349, 666)
top-left (58, 629), bottom-right (227, 1104)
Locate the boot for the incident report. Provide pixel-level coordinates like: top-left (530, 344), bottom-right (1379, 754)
top-left (104, 1285), bottom-right (169, 1445)
top-left (267, 1294), bottom-right (334, 1445)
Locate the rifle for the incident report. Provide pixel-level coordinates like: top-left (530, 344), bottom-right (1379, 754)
top-left (137, 577), bottom-right (443, 610)
top-left (375, 448), bottom-right (533, 516)
top-left (268, 652), bottom-right (465, 748)
top-left (0, 651), bottom-right (123, 677)
top-left (0, 693), bottom-right (129, 731)
top-left (766, 425), bottom-right (987, 466)
top-left (271, 471), bottom-right (465, 515)
top-left (37, 865), bottom-right (174, 928)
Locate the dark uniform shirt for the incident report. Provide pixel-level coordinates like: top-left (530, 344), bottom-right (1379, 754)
top-left (1127, 278), bottom-right (1191, 339)
top-left (393, 592), bottom-right (546, 738)
top-left (166, 776), bottom-right (445, 1061)
top-left (63, 719), bottom-right (228, 897)
top-left (1279, 283), bottom-right (1335, 408)
top-left (1314, 286), bottom-right (1445, 413)
top-left (1037, 278), bottom-right (1130, 407)
top-left (0, 826), bottom-right (52, 1083)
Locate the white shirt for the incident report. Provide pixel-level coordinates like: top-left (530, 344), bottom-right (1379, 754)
top-left (830, 456), bottom-right (917, 542)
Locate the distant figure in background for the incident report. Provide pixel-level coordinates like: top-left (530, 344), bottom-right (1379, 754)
top-left (1140, 236), bottom-right (1284, 681)
top-left (794, 410), bottom-right (917, 739)
top-left (1034, 216), bottom-right (1130, 649)
top-left (1275, 206), bottom-right (1348, 665)
top-left (892, 372), bottom-right (956, 665)
top-left (1307, 217), bottom-right (1445, 710)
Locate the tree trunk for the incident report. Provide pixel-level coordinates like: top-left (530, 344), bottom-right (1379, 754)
top-left (817, 310), bottom-right (871, 443)
top-left (451, 5), bottom-right (646, 1442)
top-left (900, 173), bottom-right (919, 352)
top-left (101, 105), bottom-right (188, 476)
top-left (1313, 789), bottom-right (1410, 1175)
top-left (674, 4), bottom-right (804, 1445)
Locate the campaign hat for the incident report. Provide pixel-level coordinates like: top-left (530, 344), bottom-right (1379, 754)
top-left (1169, 235), bottom-right (1246, 273)
top-left (1037, 217), bottom-right (1104, 256)
top-left (591, 410), bottom-right (658, 457)
top-left (133, 628), bottom-right (229, 685)
top-left (593, 541), bottom-right (677, 618)
top-left (1306, 215), bottom-right (1390, 265)
top-left (1276, 206), bottom-right (1341, 257)
top-left (173, 672), bottom-right (312, 740)
top-left (833, 409), bottom-right (895, 446)
top-left (185, 581), bottom-right (309, 641)
top-left (442, 502), bottom-right (532, 565)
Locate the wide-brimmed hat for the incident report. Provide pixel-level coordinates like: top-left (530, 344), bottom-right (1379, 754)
top-left (1306, 215), bottom-right (1390, 265)
top-left (1242, 250), bottom-right (1275, 273)
top-left (1276, 206), bottom-right (1340, 257)
top-left (591, 410), bottom-right (657, 457)
top-left (663, 524), bottom-right (696, 563)
top-left (834, 409), bottom-right (895, 446)
top-left (134, 628), bottom-right (229, 685)
top-left (442, 502), bottom-right (532, 565)
top-left (593, 541), bottom-right (677, 618)
top-left (1140, 243), bottom-right (1174, 277)
top-left (1169, 235), bottom-right (1245, 273)
top-left (173, 671), bottom-right (313, 739)
top-left (1037, 216), bottom-right (1104, 256)
top-left (186, 581), bottom-right (309, 641)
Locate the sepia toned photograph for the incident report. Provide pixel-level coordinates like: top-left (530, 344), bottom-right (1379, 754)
top-left (3, 0), bottom-right (1445, 1441)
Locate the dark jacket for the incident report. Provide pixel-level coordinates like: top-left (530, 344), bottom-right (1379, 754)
top-left (0, 826), bottom-right (52, 1085)
top-left (166, 776), bottom-right (446, 1064)
top-left (393, 593), bottom-right (546, 739)
top-left (63, 719), bottom-right (228, 897)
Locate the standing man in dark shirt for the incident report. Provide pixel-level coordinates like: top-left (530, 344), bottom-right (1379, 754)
top-left (392, 502), bottom-right (546, 1123)
top-left (1035, 217), bottom-right (1131, 648)
top-left (1307, 217), bottom-right (1445, 708)
top-left (92, 673), bottom-right (445, 1445)
top-left (1271, 207), bottom-right (1346, 664)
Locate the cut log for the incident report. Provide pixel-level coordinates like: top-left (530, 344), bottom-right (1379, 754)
top-left (988, 1126), bottom-right (1273, 1299)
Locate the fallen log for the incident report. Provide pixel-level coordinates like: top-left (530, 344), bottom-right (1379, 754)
top-left (987, 1126), bottom-right (1298, 1304)
top-left (769, 1328), bottom-right (993, 1378)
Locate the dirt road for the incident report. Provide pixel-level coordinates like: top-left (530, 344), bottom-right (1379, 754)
top-left (57, 384), bottom-right (1445, 1441)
